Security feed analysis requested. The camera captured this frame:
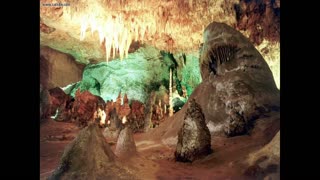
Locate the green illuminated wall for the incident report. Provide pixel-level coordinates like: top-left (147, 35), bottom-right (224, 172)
top-left (67, 46), bottom-right (202, 103)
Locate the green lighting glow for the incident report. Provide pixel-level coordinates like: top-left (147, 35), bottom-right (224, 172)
top-left (66, 46), bottom-right (202, 103)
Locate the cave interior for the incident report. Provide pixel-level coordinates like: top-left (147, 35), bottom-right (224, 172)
top-left (40, 0), bottom-right (280, 179)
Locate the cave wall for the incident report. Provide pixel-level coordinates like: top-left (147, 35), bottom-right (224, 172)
top-left (40, 46), bottom-right (85, 89)
top-left (68, 46), bottom-right (202, 104)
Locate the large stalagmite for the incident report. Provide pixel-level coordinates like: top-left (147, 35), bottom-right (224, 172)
top-left (115, 127), bottom-right (137, 158)
top-left (49, 123), bottom-right (133, 180)
top-left (175, 98), bottom-right (212, 162)
top-left (154, 22), bottom-right (280, 142)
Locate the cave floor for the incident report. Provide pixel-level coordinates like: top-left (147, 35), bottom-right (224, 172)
top-left (40, 112), bottom-right (279, 180)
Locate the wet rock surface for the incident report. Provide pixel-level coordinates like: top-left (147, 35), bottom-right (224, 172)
top-left (175, 99), bottom-right (212, 162)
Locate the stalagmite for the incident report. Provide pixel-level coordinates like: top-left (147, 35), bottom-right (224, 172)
top-left (144, 91), bottom-right (156, 132)
top-left (115, 127), bottom-right (137, 158)
top-left (169, 68), bottom-right (173, 117)
top-left (159, 100), bottom-right (163, 119)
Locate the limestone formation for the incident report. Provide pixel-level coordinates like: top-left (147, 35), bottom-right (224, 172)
top-left (72, 90), bottom-right (105, 127)
top-left (198, 22), bottom-right (280, 136)
top-left (175, 99), bottom-right (212, 162)
top-left (103, 108), bottom-right (122, 140)
top-left (48, 87), bottom-right (75, 122)
top-left (115, 127), bottom-right (137, 158)
top-left (244, 131), bottom-right (280, 179)
top-left (40, 87), bottom-right (52, 122)
top-left (49, 123), bottom-right (133, 180)
top-left (127, 100), bottom-right (145, 132)
top-left (144, 91), bottom-right (156, 132)
top-left (48, 87), bottom-right (70, 116)
top-left (103, 127), bottom-right (120, 141)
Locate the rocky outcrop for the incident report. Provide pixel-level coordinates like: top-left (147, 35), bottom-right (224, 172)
top-left (115, 127), bottom-right (137, 158)
top-left (49, 123), bottom-right (134, 180)
top-left (40, 46), bottom-right (85, 90)
top-left (175, 99), bottom-right (212, 162)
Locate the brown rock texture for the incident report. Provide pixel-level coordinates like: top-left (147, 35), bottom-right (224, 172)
top-left (151, 22), bottom-right (280, 140)
top-left (115, 127), bottom-right (137, 158)
top-left (234, 0), bottom-right (280, 45)
top-left (40, 87), bottom-right (52, 122)
top-left (175, 99), bottom-right (212, 162)
top-left (40, 46), bottom-right (85, 89)
top-left (244, 131), bottom-right (280, 179)
top-left (72, 90), bottom-right (106, 127)
top-left (127, 100), bottom-right (145, 132)
top-left (198, 22), bottom-right (280, 136)
top-left (48, 87), bottom-right (76, 122)
top-left (48, 123), bottom-right (134, 180)
top-left (48, 87), bottom-right (70, 115)
top-left (40, 0), bottom-right (240, 64)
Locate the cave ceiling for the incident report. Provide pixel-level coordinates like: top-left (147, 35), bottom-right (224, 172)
top-left (40, 0), bottom-right (248, 63)
top-left (40, 0), bottom-right (280, 87)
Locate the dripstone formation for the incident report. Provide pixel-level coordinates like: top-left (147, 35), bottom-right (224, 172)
top-left (115, 127), bottom-right (137, 158)
top-left (49, 123), bottom-right (133, 180)
top-left (175, 99), bottom-right (212, 162)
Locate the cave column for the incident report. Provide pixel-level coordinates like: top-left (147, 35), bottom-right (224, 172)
top-left (169, 68), bottom-right (173, 117)
top-left (144, 91), bottom-right (156, 132)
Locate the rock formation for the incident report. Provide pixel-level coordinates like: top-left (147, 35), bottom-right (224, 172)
top-left (49, 123), bottom-right (133, 180)
top-left (235, 0), bottom-right (280, 45)
top-left (244, 131), bottom-right (280, 179)
top-left (119, 93), bottom-right (131, 118)
top-left (48, 87), bottom-right (74, 122)
top-left (144, 91), bottom-right (156, 132)
top-left (127, 100), bottom-right (145, 132)
top-left (115, 92), bottom-right (122, 113)
top-left (40, 46), bottom-right (84, 90)
top-left (198, 22), bottom-right (280, 137)
top-left (40, 87), bottom-right (51, 122)
top-left (115, 127), bottom-right (137, 158)
top-left (103, 108), bottom-right (122, 141)
top-left (103, 128), bottom-right (120, 142)
top-left (138, 22), bottom-right (279, 142)
top-left (48, 87), bottom-right (70, 115)
top-left (72, 90), bottom-right (106, 127)
top-left (175, 99), bottom-right (212, 162)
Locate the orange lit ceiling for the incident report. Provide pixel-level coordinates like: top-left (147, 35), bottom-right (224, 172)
top-left (40, 0), bottom-right (238, 63)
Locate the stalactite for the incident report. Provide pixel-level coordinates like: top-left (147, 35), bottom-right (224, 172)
top-left (189, 0), bottom-right (193, 10)
top-left (209, 44), bottom-right (239, 74)
top-left (169, 68), bottom-right (173, 117)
